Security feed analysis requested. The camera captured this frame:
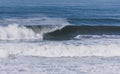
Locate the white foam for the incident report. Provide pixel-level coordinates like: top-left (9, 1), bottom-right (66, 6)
top-left (0, 38), bottom-right (120, 58)
top-left (74, 35), bottom-right (120, 39)
top-left (0, 24), bottom-right (42, 40)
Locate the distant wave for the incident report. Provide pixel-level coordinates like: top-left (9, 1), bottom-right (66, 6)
top-left (68, 18), bottom-right (120, 22)
top-left (68, 18), bottom-right (120, 26)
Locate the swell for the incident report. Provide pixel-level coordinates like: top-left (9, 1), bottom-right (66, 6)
top-left (68, 18), bottom-right (120, 22)
top-left (68, 18), bottom-right (120, 26)
top-left (26, 25), bottom-right (120, 40)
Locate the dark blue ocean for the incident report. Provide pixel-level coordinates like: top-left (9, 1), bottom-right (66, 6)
top-left (0, 5), bottom-right (120, 26)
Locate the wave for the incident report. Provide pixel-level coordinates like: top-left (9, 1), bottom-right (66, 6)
top-left (0, 25), bottom-right (120, 58)
top-left (0, 24), bottom-right (120, 40)
top-left (68, 18), bottom-right (120, 26)
top-left (42, 25), bottom-right (120, 40)
top-left (0, 17), bottom-right (70, 41)
top-left (68, 18), bottom-right (120, 22)
top-left (0, 17), bottom-right (70, 26)
top-left (0, 17), bottom-right (120, 40)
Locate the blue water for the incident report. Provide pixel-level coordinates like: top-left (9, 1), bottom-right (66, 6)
top-left (0, 0), bottom-right (120, 40)
top-left (0, 0), bottom-right (120, 26)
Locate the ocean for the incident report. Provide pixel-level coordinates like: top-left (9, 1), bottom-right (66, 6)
top-left (0, 0), bottom-right (120, 73)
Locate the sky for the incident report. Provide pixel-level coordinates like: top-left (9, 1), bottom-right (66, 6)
top-left (0, 0), bottom-right (119, 6)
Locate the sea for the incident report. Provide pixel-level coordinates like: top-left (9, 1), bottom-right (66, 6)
top-left (0, 0), bottom-right (120, 74)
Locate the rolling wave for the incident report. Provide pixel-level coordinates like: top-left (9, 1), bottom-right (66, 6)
top-left (25, 25), bottom-right (120, 40)
top-left (0, 17), bottom-right (70, 41)
top-left (0, 17), bottom-right (120, 41)
top-left (32, 25), bottom-right (120, 40)
top-left (0, 24), bottom-right (120, 41)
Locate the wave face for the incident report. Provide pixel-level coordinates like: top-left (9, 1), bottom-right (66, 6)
top-left (43, 25), bottom-right (120, 40)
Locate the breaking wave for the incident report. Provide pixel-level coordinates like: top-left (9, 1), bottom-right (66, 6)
top-left (0, 25), bottom-right (120, 40)
top-left (0, 17), bottom-right (70, 41)
top-left (0, 24), bottom-right (42, 40)
top-left (42, 25), bottom-right (120, 40)
top-left (0, 17), bottom-right (120, 41)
